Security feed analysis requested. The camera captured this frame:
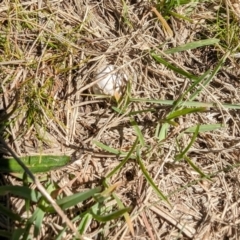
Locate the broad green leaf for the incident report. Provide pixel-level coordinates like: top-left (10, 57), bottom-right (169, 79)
top-left (0, 155), bottom-right (71, 173)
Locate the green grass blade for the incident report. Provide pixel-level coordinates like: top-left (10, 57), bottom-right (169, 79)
top-left (0, 186), bottom-right (41, 202)
top-left (23, 173), bottom-right (31, 219)
top-left (166, 107), bottom-right (206, 121)
top-left (106, 138), bottom-right (138, 178)
top-left (78, 213), bottom-right (92, 234)
top-left (34, 208), bottom-right (45, 237)
top-left (130, 98), bottom-right (240, 109)
top-left (91, 207), bottom-right (131, 222)
top-left (164, 119), bottom-right (179, 126)
top-left (0, 155), bottom-right (71, 173)
top-left (93, 140), bottom-right (134, 158)
top-left (177, 123), bottom-right (224, 140)
top-left (23, 208), bottom-right (40, 240)
top-left (173, 70), bottom-right (211, 108)
top-left (184, 155), bottom-right (211, 179)
top-left (0, 203), bottom-right (22, 221)
top-left (0, 230), bottom-right (12, 238)
top-left (111, 106), bottom-right (125, 114)
top-left (136, 147), bottom-right (170, 205)
top-left (189, 52), bottom-right (230, 101)
top-left (130, 118), bottom-right (145, 147)
top-left (184, 124), bottom-right (224, 133)
top-left (155, 122), bottom-right (161, 138)
top-left (168, 10), bottom-right (193, 22)
top-left (157, 122), bottom-right (169, 141)
top-left (56, 226), bottom-right (68, 240)
top-left (176, 125), bottom-right (200, 160)
top-left (150, 52), bottom-right (198, 80)
top-left (175, 125), bottom-right (211, 179)
top-left (45, 187), bottom-right (102, 213)
top-left (11, 228), bottom-right (26, 240)
top-left (128, 109), bottom-right (156, 116)
top-left (164, 39), bottom-right (219, 54)
top-left (112, 192), bottom-right (134, 236)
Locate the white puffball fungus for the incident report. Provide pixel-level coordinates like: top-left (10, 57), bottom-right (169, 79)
top-left (92, 65), bottom-right (127, 100)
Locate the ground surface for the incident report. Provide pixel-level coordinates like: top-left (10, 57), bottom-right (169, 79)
top-left (0, 0), bottom-right (240, 239)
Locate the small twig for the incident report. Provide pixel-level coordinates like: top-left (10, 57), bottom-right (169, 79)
top-left (0, 60), bottom-right (26, 65)
top-left (137, 176), bottom-right (155, 240)
top-left (0, 137), bottom-right (83, 240)
top-left (149, 205), bottom-right (196, 238)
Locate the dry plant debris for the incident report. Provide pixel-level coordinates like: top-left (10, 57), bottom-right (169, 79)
top-left (0, 0), bottom-right (240, 239)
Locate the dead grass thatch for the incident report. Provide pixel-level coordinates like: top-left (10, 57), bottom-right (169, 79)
top-left (0, 0), bottom-right (240, 239)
